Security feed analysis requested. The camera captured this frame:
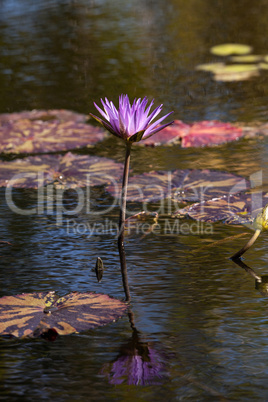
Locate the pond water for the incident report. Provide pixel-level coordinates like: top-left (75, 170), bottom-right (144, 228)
top-left (1, 0), bottom-right (268, 400)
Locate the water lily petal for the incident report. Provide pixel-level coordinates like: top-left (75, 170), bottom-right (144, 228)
top-left (91, 94), bottom-right (173, 143)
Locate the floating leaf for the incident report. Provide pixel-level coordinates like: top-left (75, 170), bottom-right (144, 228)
top-left (180, 120), bottom-right (244, 148)
top-left (0, 109), bottom-right (88, 124)
top-left (0, 291), bottom-right (128, 338)
top-left (137, 121), bottom-right (189, 147)
top-left (173, 192), bottom-right (268, 225)
top-left (214, 70), bottom-right (259, 82)
top-left (0, 152), bottom-right (124, 188)
top-left (210, 43), bottom-right (253, 56)
top-left (230, 55), bottom-right (263, 63)
top-left (0, 112), bottom-right (106, 154)
top-left (213, 64), bottom-right (260, 82)
top-left (107, 169), bottom-right (247, 204)
top-left (195, 62), bottom-right (225, 72)
top-left (259, 63), bottom-right (268, 70)
top-left (123, 120), bottom-right (268, 148)
top-left (137, 120), bottom-right (244, 148)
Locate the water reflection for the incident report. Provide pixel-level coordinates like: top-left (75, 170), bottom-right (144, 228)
top-left (2, 0), bottom-right (268, 399)
top-left (2, 0), bottom-right (268, 121)
top-left (232, 257), bottom-right (268, 297)
top-left (101, 312), bottom-right (169, 385)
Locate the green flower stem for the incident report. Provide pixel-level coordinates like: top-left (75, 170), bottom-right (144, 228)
top-left (118, 142), bottom-right (132, 302)
top-left (231, 229), bottom-right (261, 260)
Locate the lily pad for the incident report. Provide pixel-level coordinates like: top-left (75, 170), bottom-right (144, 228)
top-left (239, 122), bottom-right (268, 139)
top-left (259, 63), bottom-right (268, 70)
top-left (0, 109), bottom-right (88, 124)
top-left (210, 43), bottom-right (253, 56)
top-left (213, 64), bottom-right (260, 82)
top-left (137, 121), bottom-right (189, 147)
top-left (223, 65), bottom-right (259, 73)
top-left (173, 192), bottom-right (268, 225)
top-left (195, 62), bottom-right (226, 72)
top-left (230, 55), bottom-right (263, 63)
top-left (0, 113), bottom-right (106, 154)
top-left (0, 152), bottom-right (124, 188)
top-left (136, 120), bottom-right (244, 148)
top-left (107, 169), bottom-right (247, 204)
top-left (180, 120), bottom-right (244, 148)
top-left (0, 291), bottom-right (128, 338)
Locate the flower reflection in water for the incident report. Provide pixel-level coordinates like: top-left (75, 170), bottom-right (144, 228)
top-left (101, 313), bottom-right (169, 385)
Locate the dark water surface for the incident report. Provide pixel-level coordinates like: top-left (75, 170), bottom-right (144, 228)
top-left (1, 0), bottom-right (268, 400)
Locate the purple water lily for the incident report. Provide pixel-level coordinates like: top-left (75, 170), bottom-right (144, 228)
top-left (90, 95), bottom-right (173, 302)
top-left (90, 94), bottom-right (174, 143)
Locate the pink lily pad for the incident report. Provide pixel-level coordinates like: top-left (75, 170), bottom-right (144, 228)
top-left (180, 120), bottom-right (244, 147)
top-left (106, 169), bottom-right (247, 204)
top-left (0, 291), bottom-right (128, 338)
top-left (0, 110), bottom-right (106, 154)
top-left (0, 152), bottom-right (124, 188)
top-left (139, 120), bottom-right (189, 146)
top-left (136, 120), bottom-right (244, 148)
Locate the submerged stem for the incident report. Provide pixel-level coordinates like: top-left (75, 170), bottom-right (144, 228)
top-left (118, 143), bottom-right (132, 302)
top-left (230, 229), bottom-right (261, 260)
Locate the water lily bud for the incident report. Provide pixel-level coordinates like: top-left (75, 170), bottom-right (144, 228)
top-left (253, 203), bottom-right (268, 231)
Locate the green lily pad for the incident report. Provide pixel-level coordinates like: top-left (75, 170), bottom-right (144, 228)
top-left (213, 64), bottom-right (260, 82)
top-left (0, 152), bottom-right (124, 188)
top-left (259, 63), bottom-right (268, 70)
top-left (195, 62), bottom-right (225, 72)
top-left (215, 64), bottom-right (259, 73)
top-left (0, 291), bottom-right (128, 338)
top-left (230, 55), bottom-right (263, 63)
top-left (210, 43), bottom-right (253, 56)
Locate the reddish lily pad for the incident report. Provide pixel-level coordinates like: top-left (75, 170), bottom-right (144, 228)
top-left (180, 120), bottom-right (244, 148)
top-left (137, 120), bottom-right (244, 148)
top-left (0, 291), bottom-right (128, 338)
top-left (173, 192), bottom-right (268, 225)
top-left (139, 120), bottom-right (268, 148)
top-left (138, 121), bottom-right (189, 146)
top-left (106, 169), bottom-right (247, 204)
top-left (0, 152), bottom-right (124, 188)
top-left (0, 112), bottom-right (106, 154)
